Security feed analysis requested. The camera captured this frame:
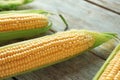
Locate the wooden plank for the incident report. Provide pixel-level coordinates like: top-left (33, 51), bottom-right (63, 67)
top-left (5, 0), bottom-right (120, 80)
top-left (88, 0), bottom-right (120, 14)
top-left (5, 78), bottom-right (13, 80)
top-left (16, 52), bottom-right (104, 80)
top-left (91, 39), bottom-right (118, 59)
top-left (24, 0), bottom-right (120, 34)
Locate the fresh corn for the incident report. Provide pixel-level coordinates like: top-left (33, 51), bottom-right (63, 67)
top-left (93, 44), bottom-right (120, 80)
top-left (0, 10), bottom-right (51, 43)
top-left (0, 0), bottom-right (33, 10)
top-left (0, 30), bottom-right (116, 79)
top-left (0, 14), bottom-right (48, 32)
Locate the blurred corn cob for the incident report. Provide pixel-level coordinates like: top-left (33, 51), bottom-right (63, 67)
top-left (0, 0), bottom-right (33, 10)
top-left (0, 29), bottom-right (116, 79)
top-left (93, 44), bottom-right (120, 80)
top-left (0, 10), bottom-right (52, 43)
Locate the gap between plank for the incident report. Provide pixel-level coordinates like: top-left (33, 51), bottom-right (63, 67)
top-left (84, 0), bottom-right (120, 15)
top-left (12, 77), bottom-right (18, 80)
top-left (88, 50), bottom-right (106, 60)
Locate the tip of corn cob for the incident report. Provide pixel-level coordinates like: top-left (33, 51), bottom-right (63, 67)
top-left (56, 29), bottom-right (116, 48)
top-left (76, 30), bottom-right (117, 48)
top-left (93, 44), bottom-right (120, 80)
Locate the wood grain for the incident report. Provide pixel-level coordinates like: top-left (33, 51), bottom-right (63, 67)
top-left (88, 0), bottom-right (120, 14)
top-left (26, 0), bottom-right (120, 33)
top-left (4, 0), bottom-right (120, 80)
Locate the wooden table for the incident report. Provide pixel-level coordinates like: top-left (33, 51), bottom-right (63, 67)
top-left (6, 0), bottom-right (120, 80)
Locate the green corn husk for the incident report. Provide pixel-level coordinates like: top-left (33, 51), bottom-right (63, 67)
top-left (0, 29), bottom-right (116, 79)
top-left (0, 9), bottom-right (49, 14)
top-left (93, 44), bottom-right (120, 80)
top-left (0, 10), bottom-right (52, 44)
top-left (0, 23), bottom-right (52, 43)
top-left (0, 0), bottom-right (34, 10)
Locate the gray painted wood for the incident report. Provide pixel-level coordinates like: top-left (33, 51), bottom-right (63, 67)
top-left (4, 0), bottom-right (120, 80)
top-left (18, 0), bottom-right (120, 34)
top-left (89, 0), bottom-right (120, 13)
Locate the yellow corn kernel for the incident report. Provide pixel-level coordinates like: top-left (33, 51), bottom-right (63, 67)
top-left (0, 30), bottom-right (95, 78)
top-left (99, 50), bottom-right (120, 80)
top-left (0, 13), bottom-right (48, 32)
top-left (0, 30), bottom-right (115, 79)
top-left (114, 71), bottom-right (120, 80)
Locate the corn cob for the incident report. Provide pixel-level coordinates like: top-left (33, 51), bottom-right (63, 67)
top-left (93, 44), bottom-right (120, 80)
top-left (0, 14), bottom-right (48, 32)
top-left (0, 0), bottom-right (33, 10)
top-left (0, 30), bottom-right (116, 79)
top-left (0, 10), bottom-right (52, 43)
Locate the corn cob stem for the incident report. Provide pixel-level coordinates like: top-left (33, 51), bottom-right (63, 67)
top-left (49, 14), bottom-right (69, 33)
top-left (0, 30), bottom-right (116, 79)
top-left (93, 44), bottom-right (120, 80)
